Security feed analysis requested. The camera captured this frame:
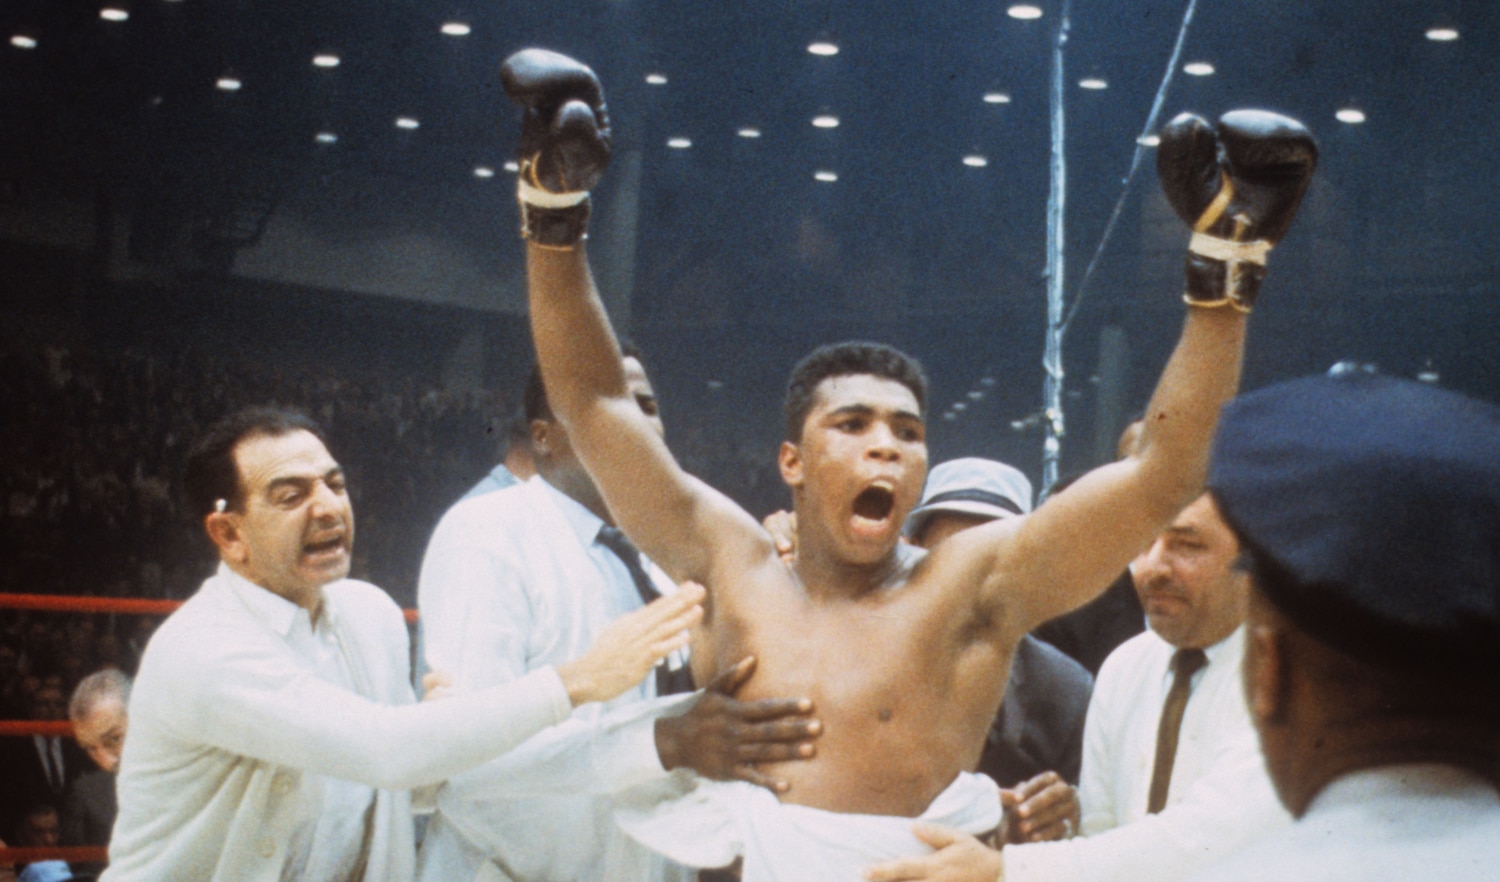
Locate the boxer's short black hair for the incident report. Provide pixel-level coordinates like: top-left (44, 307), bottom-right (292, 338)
top-left (783, 342), bottom-right (928, 442)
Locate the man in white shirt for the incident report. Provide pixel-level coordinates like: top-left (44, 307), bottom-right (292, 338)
top-left (417, 360), bottom-right (822, 882)
top-left (103, 406), bottom-right (703, 882)
top-left (1185, 372), bottom-right (1500, 882)
top-left (867, 492), bottom-right (1289, 881)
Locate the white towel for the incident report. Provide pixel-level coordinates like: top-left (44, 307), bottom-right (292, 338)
top-left (616, 771), bottom-right (1001, 882)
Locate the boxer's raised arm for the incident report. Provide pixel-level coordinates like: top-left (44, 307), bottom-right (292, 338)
top-left (947, 111), bottom-right (1317, 635)
top-left (505, 49), bottom-right (767, 584)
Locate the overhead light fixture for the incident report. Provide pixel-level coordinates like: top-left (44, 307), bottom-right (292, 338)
top-left (100, 8), bottom-right (130, 22)
top-left (666, 137), bottom-right (692, 149)
top-left (967, 390), bottom-right (985, 401)
top-left (1007, 4), bottom-right (1044, 20)
top-left (808, 41), bottom-right (839, 56)
top-left (1183, 61), bottom-right (1215, 76)
top-left (473, 166), bottom-right (495, 179)
top-left (644, 73), bottom-right (668, 85)
top-left (395, 116), bottom-right (420, 130)
top-left (10, 34), bottom-right (38, 49)
top-left (1137, 133), bottom-right (1160, 147)
top-left (952, 401), bottom-right (969, 412)
top-left (814, 170), bottom-right (838, 182)
top-left (963, 154), bottom-right (989, 168)
top-left (737, 127), bottom-right (762, 138)
top-left (312, 54), bottom-right (340, 69)
top-left (1335, 106), bottom-right (1366, 124)
top-left (440, 22), bottom-right (471, 37)
top-left (1416, 367), bottom-right (1441, 383)
top-left (314, 131), bottom-right (338, 145)
top-left (1078, 76), bottom-right (1108, 90)
top-left (1425, 16), bottom-right (1460, 41)
top-left (503, 160), bottom-right (520, 173)
top-left (983, 91), bottom-right (1012, 104)
top-left (942, 412), bottom-right (957, 421)
top-left (216, 76), bottom-right (242, 92)
top-left (812, 114), bottom-right (840, 129)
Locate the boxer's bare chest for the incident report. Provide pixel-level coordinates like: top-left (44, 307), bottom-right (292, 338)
top-left (704, 562), bottom-right (1013, 815)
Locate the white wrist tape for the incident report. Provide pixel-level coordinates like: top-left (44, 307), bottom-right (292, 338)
top-left (518, 177), bottom-right (589, 209)
top-left (1189, 232), bottom-right (1271, 266)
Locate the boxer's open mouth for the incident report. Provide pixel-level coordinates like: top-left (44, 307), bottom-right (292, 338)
top-left (852, 484), bottom-right (896, 523)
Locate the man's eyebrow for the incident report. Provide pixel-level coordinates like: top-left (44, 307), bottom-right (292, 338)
top-left (1165, 525), bottom-right (1202, 539)
top-left (827, 404), bottom-right (876, 418)
top-left (265, 467), bottom-right (343, 494)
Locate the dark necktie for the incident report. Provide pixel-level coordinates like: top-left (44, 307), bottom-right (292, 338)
top-left (1146, 647), bottom-right (1208, 814)
top-left (596, 525), bottom-right (695, 695)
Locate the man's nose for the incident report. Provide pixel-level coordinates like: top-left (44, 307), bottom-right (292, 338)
top-left (865, 424), bottom-right (900, 460)
top-left (1131, 540), bottom-right (1169, 586)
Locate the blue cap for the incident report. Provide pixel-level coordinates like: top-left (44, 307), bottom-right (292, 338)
top-left (18, 861), bottom-right (74, 882)
top-left (1208, 372), bottom-right (1500, 683)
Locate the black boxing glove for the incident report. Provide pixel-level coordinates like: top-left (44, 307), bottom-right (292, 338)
top-left (1157, 110), bottom-right (1317, 312)
top-left (500, 49), bottom-right (612, 248)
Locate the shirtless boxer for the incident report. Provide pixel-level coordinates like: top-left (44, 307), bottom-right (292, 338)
top-left (502, 47), bottom-right (1315, 874)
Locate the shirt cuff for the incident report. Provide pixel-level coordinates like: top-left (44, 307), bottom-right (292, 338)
top-left (535, 665), bottom-right (574, 725)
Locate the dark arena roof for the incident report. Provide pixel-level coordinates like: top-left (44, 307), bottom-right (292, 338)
top-left (2, 0), bottom-right (1496, 602)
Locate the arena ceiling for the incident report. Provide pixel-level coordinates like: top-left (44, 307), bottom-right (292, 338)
top-left (2, 0), bottom-right (1497, 468)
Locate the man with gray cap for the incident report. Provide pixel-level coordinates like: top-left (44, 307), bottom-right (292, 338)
top-left (1184, 371), bottom-right (1500, 880)
top-left (903, 458), bottom-right (1094, 843)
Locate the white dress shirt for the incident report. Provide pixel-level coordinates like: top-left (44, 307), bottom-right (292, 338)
top-left (1183, 764), bottom-right (1500, 881)
top-left (416, 476), bottom-right (689, 882)
top-left (104, 563), bottom-right (572, 882)
top-left (1003, 626), bottom-right (1289, 882)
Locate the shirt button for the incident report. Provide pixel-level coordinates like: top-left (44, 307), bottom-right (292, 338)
top-left (260, 837), bottom-right (276, 858)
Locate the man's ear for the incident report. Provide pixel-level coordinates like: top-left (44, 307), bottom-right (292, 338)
top-left (778, 440), bottom-right (804, 488)
top-left (1245, 623), bottom-right (1288, 725)
top-left (529, 419), bottom-right (553, 456)
top-left (205, 511), bottom-right (247, 564)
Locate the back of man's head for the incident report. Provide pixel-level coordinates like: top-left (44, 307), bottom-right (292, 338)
top-left (182, 406), bottom-right (325, 522)
top-left (1210, 372), bottom-right (1500, 806)
top-left (783, 342), bottom-right (928, 442)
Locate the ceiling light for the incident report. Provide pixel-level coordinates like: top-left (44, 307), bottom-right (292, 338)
top-left (473, 166), bottom-right (495, 178)
top-left (504, 161), bottom-right (520, 173)
top-left (216, 77), bottom-right (242, 92)
top-left (983, 91), bottom-right (1012, 104)
top-left (980, 376), bottom-right (996, 387)
top-left (312, 54), bottom-right (340, 69)
top-left (1335, 107), bottom-right (1366, 124)
top-left (814, 170), bottom-right (838, 183)
top-left (1137, 134), bottom-right (1161, 147)
top-left (395, 116), bottom-right (420, 130)
top-left (807, 41), bottom-right (839, 56)
top-left (1007, 4), bottom-right (1044, 20)
top-left (942, 412), bottom-right (957, 421)
top-left (812, 115), bottom-right (840, 129)
top-left (1426, 22), bottom-right (1460, 41)
top-left (1078, 76), bottom-right (1108, 90)
top-left (644, 73), bottom-right (668, 85)
top-left (100, 8), bottom-right (129, 22)
top-left (440, 22), bottom-right (471, 37)
top-left (967, 390), bottom-right (985, 400)
top-left (666, 137), bottom-right (692, 149)
top-left (1183, 61), bottom-right (1215, 76)
top-left (1416, 368), bottom-right (1441, 383)
top-left (10, 35), bottom-right (37, 49)
top-left (963, 155), bottom-right (989, 168)
top-left (314, 131), bottom-right (338, 145)
top-left (737, 127), bottom-right (762, 138)
top-left (952, 401), bottom-right (969, 412)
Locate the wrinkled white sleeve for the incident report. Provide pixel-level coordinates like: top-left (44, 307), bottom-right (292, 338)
top-left (151, 609), bottom-right (573, 792)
